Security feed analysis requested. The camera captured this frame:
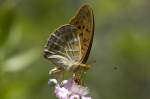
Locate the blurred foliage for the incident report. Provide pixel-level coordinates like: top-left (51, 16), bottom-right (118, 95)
top-left (0, 0), bottom-right (150, 99)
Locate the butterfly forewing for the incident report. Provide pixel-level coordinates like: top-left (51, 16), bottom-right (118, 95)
top-left (44, 25), bottom-right (82, 70)
top-left (69, 4), bottom-right (94, 63)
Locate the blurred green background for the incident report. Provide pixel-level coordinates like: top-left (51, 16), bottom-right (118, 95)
top-left (0, 0), bottom-right (150, 99)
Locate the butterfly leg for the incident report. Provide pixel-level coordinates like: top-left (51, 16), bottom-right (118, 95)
top-left (49, 67), bottom-right (63, 75)
top-left (73, 64), bottom-right (91, 85)
top-left (49, 67), bottom-right (65, 82)
top-left (79, 64), bottom-right (91, 70)
top-left (73, 73), bottom-right (83, 85)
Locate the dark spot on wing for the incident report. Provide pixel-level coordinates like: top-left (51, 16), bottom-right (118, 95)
top-left (84, 43), bottom-right (88, 47)
top-left (78, 26), bottom-right (81, 29)
top-left (82, 25), bottom-right (85, 29)
top-left (83, 38), bottom-right (88, 42)
top-left (86, 28), bottom-right (90, 32)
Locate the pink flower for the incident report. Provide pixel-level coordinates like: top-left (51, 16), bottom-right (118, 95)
top-left (48, 79), bottom-right (91, 99)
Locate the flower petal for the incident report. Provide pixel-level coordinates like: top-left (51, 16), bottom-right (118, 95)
top-left (55, 86), bottom-right (70, 99)
top-left (82, 96), bottom-right (92, 99)
top-left (69, 94), bottom-right (80, 99)
top-left (63, 79), bottom-right (73, 90)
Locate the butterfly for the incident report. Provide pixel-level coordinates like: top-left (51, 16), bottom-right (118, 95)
top-left (44, 4), bottom-right (94, 83)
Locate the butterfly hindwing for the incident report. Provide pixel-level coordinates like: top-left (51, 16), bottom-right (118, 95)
top-left (44, 25), bottom-right (82, 70)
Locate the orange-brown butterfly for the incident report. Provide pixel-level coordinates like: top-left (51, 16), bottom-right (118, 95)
top-left (44, 4), bottom-right (94, 82)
